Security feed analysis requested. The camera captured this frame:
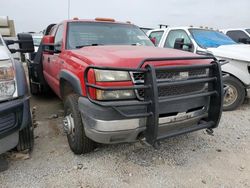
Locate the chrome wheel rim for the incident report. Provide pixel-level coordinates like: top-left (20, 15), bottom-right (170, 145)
top-left (63, 113), bottom-right (75, 135)
top-left (224, 84), bottom-right (238, 107)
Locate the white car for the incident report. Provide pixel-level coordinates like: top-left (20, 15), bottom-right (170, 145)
top-left (221, 28), bottom-right (250, 44)
top-left (147, 27), bottom-right (250, 110)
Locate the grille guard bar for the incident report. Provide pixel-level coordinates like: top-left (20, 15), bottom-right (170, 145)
top-left (84, 56), bottom-right (224, 145)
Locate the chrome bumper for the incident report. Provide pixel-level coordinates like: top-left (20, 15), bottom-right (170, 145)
top-left (81, 107), bottom-right (207, 144)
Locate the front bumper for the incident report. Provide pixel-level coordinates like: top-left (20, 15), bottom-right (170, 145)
top-left (79, 97), bottom-right (213, 144)
top-left (0, 96), bottom-right (31, 153)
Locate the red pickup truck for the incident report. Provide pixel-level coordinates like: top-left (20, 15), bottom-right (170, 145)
top-left (27, 18), bottom-right (224, 154)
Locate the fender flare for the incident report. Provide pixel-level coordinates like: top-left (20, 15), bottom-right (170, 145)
top-left (14, 60), bottom-right (29, 96)
top-left (13, 60), bottom-right (31, 130)
top-left (221, 60), bottom-right (250, 87)
top-left (59, 70), bottom-right (83, 96)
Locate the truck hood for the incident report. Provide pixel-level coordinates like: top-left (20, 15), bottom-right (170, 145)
top-left (0, 46), bottom-right (10, 60)
top-left (69, 46), bottom-right (210, 68)
top-left (207, 44), bottom-right (250, 62)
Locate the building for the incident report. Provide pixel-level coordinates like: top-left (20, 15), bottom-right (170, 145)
top-left (0, 16), bottom-right (16, 37)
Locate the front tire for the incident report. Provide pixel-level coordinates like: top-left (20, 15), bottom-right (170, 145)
top-left (64, 94), bottom-right (96, 154)
top-left (223, 76), bottom-right (245, 111)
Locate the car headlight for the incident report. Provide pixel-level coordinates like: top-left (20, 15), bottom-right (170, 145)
top-left (96, 89), bottom-right (135, 100)
top-left (0, 59), bottom-right (17, 101)
top-left (94, 70), bottom-right (131, 81)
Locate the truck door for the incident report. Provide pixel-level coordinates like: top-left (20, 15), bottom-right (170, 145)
top-left (44, 24), bottom-right (64, 96)
top-left (164, 29), bottom-right (194, 52)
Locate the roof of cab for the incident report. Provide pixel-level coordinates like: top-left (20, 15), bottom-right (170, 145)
top-left (62, 18), bottom-right (132, 25)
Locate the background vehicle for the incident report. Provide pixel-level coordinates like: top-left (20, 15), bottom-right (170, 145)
top-left (0, 33), bottom-right (34, 154)
top-left (148, 27), bottom-right (250, 110)
top-left (28, 18), bottom-right (223, 155)
top-left (221, 28), bottom-right (250, 44)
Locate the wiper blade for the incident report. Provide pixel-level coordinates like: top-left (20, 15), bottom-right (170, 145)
top-left (76, 44), bottom-right (104, 48)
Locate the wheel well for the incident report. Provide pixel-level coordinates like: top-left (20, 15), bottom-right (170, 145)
top-left (222, 71), bottom-right (247, 96)
top-left (60, 79), bottom-right (75, 100)
top-left (222, 71), bottom-right (246, 88)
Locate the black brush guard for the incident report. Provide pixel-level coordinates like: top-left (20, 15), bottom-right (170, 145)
top-left (84, 56), bottom-right (223, 146)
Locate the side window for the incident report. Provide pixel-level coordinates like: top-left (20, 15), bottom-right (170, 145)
top-left (164, 30), bottom-right (192, 51)
top-left (148, 31), bottom-right (164, 46)
top-left (54, 24), bottom-right (64, 44)
top-left (226, 30), bottom-right (250, 42)
top-left (53, 25), bottom-right (64, 52)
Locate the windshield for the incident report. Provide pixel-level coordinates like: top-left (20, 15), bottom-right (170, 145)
top-left (246, 29), bottom-right (250, 35)
top-left (189, 29), bottom-right (236, 48)
top-left (67, 22), bottom-right (153, 49)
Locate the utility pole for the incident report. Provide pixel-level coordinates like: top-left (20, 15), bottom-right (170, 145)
top-left (68, 0), bottom-right (70, 19)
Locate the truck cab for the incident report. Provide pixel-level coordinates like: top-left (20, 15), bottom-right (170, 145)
top-left (28, 19), bottom-right (223, 154)
top-left (148, 27), bottom-right (250, 110)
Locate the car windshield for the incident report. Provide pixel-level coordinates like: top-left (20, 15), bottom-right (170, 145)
top-left (32, 36), bottom-right (42, 46)
top-left (67, 22), bottom-right (154, 49)
top-left (189, 29), bottom-right (236, 48)
top-left (246, 29), bottom-right (250, 35)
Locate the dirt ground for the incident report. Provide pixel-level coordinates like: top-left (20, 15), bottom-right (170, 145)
top-left (0, 93), bottom-right (250, 188)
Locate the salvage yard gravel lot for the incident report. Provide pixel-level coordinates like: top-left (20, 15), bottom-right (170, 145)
top-left (0, 94), bottom-right (250, 188)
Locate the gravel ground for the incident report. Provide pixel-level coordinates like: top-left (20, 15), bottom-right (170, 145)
top-left (0, 94), bottom-right (249, 188)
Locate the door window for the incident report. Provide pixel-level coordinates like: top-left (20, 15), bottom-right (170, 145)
top-left (54, 24), bottom-right (64, 44)
top-left (148, 31), bottom-right (164, 46)
top-left (164, 30), bottom-right (193, 51)
top-left (226, 30), bottom-right (250, 42)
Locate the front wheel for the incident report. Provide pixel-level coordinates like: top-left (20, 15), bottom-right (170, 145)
top-left (223, 76), bottom-right (245, 111)
top-left (63, 94), bottom-right (96, 154)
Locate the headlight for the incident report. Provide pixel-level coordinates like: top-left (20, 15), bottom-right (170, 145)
top-left (95, 70), bottom-right (131, 81)
top-left (96, 89), bottom-right (135, 100)
top-left (0, 59), bottom-right (16, 101)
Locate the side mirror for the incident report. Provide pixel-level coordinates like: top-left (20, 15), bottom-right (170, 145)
top-left (5, 33), bottom-right (35, 53)
top-left (174, 38), bottom-right (184, 50)
top-left (238, 38), bottom-right (250, 44)
top-left (42, 35), bottom-right (61, 54)
top-left (42, 35), bottom-right (55, 54)
top-left (17, 33), bottom-right (34, 53)
top-left (174, 38), bottom-right (193, 51)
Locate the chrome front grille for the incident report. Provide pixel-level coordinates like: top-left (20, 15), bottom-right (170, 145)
top-left (132, 68), bottom-right (208, 99)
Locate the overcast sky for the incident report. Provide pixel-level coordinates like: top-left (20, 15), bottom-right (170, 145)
top-left (0, 0), bottom-right (249, 33)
